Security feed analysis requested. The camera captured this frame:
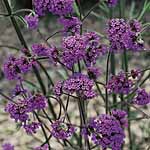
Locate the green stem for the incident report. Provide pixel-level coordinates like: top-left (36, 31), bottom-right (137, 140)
top-left (78, 98), bottom-right (91, 150)
top-left (0, 45), bottom-right (20, 51)
top-left (119, 0), bottom-right (125, 18)
top-left (37, 60), bottom-right (54, 87)
top-left (95, 82), bottom-right (106, 103)
top-left (110, 53), bottom-right (117, 105)
top-left (105, 52), bottom-right (111, 114)
top-left (32, 65), bottom-right (47, 95)
top-left (34, 112), bottom-right (51, 149)
top-left (3, 0), bottom-right (28, 49)
top-left (109, 8), bottom-right (116, 106)
top-left (123, 50), bottom-right (133, 150)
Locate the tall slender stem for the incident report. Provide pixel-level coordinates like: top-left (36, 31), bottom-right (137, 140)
top-left (34, 112), bottom-right (51, 149)
top-left (105, 52), bottom-right (111, 114)
top-left (3, 0), bottom-right (28, 49)
top-left (124, 50), bottom-right (132, 149)
top-left (109, 8), bottom-right (116, 105)
top-left (78, 98), bottom-right (91, 150)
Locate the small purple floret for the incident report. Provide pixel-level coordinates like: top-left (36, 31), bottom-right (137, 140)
top-left (2, 143), bottom-right (14, 150)
top-left (24, 14), bottom-right (39, 30)
top-left (51, 120), bottom-right (76, 139)
top-left (23, 122), bottom-right (41, 134)
top-left (34, 144), bottom-right (49, 150)
top-left (106, 71), bottom-right (133, 94)
top-left (82, 113), bottom-right (126, 150)
top-left (133, 88), bottom-right (150, 105)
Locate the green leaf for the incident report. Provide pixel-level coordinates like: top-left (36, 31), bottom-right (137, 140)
top-left (15, 15), bottom-right (28, 27)
top-left (73, 2), bottom-right (80, 17)
top-left (137, 0), bottom-right (150, 20)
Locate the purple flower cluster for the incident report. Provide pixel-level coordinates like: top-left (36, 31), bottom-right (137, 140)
top-left (24, 14), bottom-right (39, 30)
top-left (33, 0), bottom-right (74, 16)
top-left (11, 83), bottom-right (27, 97)
top-left (133, 89), bottom-right (150, 105)
top-left (130, 68), bottom-right (141, 79)
top-left (32, 43), bottom-right (51, 56)
top-left (3, 56), bottom-right (35, 80)
top-left (112, 109), bottom-right (128, 127)
top-left (51, 120), bottom-right (76, 139)
top-left (59, 17), bottom-right (82, 34)
top-left (107, 18), bottom-right (144, 52)
top-left (82, 113), bottom-right (126, 150)
top-left (23, 122), bottom-right (41, 134)
top-left (5, 94), bottom-right (47, 123)
top-left (33, 0), bottom-right (48, 16)
top-left (48, 0), bottom-right (74, 16)
top-left (5, 92), bottom-right (47, 136)
top-left (28, 94), bottom-right (47, 110)
top-left (34, 144), bottom-right (49, 150)
top-left (54, 73), bottom-right (97, 99)
top-left (5, 100), bottom-right (30, 122)
top-left (106, 0), bottom-right (118, 7)
top-left (53, 81), bottom-right (63, 97)
top-left (62, 34), bottom-right (86, 68)
top-left (87, 66), bottom-right (102, 79)
top-left (61, 32), bottom-right (107, 68)
top-left (83, 32), bottom-right (108, 66)
top-left (128, 20), bottom-right (144, 50)
top-left (106, 71), bottom-right (133, 94)
top-left (32, 44), bottom-right (58, 63)
top-left (2, 143), bottom-right (14, 150)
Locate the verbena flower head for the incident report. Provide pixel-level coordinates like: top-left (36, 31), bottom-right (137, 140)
top-left (59, 16), bottom-right (82, 34)
top-left (84, 31), bottom-right (100, 48)
top-left (51, 120), bottom-right (76, 139)
top-left (62, 34), bottom-right (86, 68)
top-left (17, 56), bottom-right (35, 73)
top-left (106, 71), bottom-right (133, 94)
top-left (5, 100), bottom-right (29, 122)
top-left (24, 14), bottom-right (39, 30)
top-left (47, 0), bottom-right (74, 16)
top-left (53, 81), bottom-right (63, 97)
top-left (2, 143), bottom-right (14, 150)
top-left (129, 19), bottom-right (142, 33)
top-left (11, 83), bottom-right (27, 98)
top-left (3, 56), bottom-right (20, 80)
top-left (133, 88), bottom-right (150, 105)
top-left (3, 56), bottom-right (34, 80)
top-left (107, 18), bottom-right (130, 52)
top-left (83, 114), bottom-right (125, 150)
top-left (32, 44), bottom-right (58, 63)
top-left (112, 109), bottom-right (128, 127)
top-left (33, 0), bottom-right (74, 16)
top-left (23, 122), bottom-right (41, 135)
top-left (5, 92), bottom-right (47, 123)
top-left (128, 19), bottom-right (144, 51)
top-left (28, 94), bottom-right (47, 111)
top-left (33, 0), bottom-right (48, 16)
top-left (63, 73), bottom-right (97, 99)
top-left (54, 73), bottom-right (97, 99)
top-left (83, 32), bottom-right (108, 66)
top-left (130, 68), bottom-right (141, 79)
top-left (34, 144), bottom-right (49, 150)
top-left (48, 45), bottom-right (59, 64)
top-left (107, 18), bottom-right (144, 52)
top-left (32, 43), bottom-right (51, 57)
top-left (87, 66), bottom-right (102, 79)
top-left (106, 0), bottom-right (118, 7)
